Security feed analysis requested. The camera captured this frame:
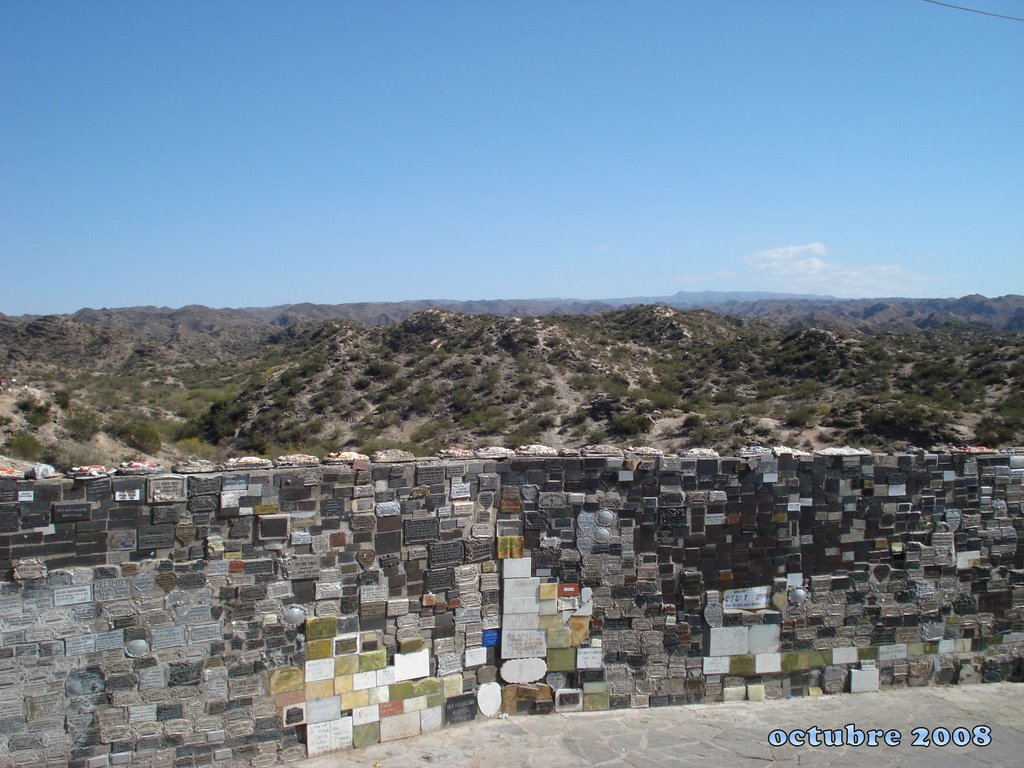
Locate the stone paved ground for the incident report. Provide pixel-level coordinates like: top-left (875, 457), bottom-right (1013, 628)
top-left (298, 683), bottom-right (1024, 768)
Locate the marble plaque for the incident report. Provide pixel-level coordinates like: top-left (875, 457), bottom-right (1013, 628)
top-left (503, 558), bottom-right (532, 579)
top-left (877, 643), bottom-right (908, 662)
top-left (501, 629), bottom-right (547, 659)
top-left (703, 656), bottom-right (730, 674)
top-left (306, 717), bottom-right (353, 755)
top-left (832, 646), bottom-right (859, 665)
top-left (576, 647), bottom-right (603, 669)
top-left (464, 646), bottom-right (488, 668)
top-left (394, 649), bottom-right (430, 681)
top-left (500, 657), bottom-right (547, 684)
top-left (476, 682), bottom-right (502, 717)
top-left (380, 711), bottom-right (421, 743)
top-left (305, 695), bottom-right (342, 725)
top-left (708, 627), bottom-right (748, 657)
top-left (305, 658), bottom-right (335, 682)
top-left (850, 668), bottom-right (880, 693)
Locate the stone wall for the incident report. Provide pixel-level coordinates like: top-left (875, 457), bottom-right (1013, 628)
top-left (1, 449), bottom-right (1022, 767)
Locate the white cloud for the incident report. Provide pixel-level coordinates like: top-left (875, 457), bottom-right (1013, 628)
top-left (744, 242), bottom-right (935, 297)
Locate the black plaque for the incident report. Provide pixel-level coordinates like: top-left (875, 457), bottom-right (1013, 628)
top-left (137, 524), bottom-right (175, 550)
top-left (85, 480), bottom-right (112, 501)
top-left (0, 505), bottom-right (17, 533)
top-left (426, 568), bottom-right (454, 592)
top-left (404, 518), bottom-right (440, 544)
top-left (416, 465), bottom-right (446, 486)
top-left (429, 540), bottom-right (464, 568)
top-left (443, 693), bottom-right (478, 725)
top-left (188, 495), bottom-right (218, 514)
top-left (320, 498), bottom-right (344, 517)
top-left (52, 503), bottom-right (92, 524)
top-left (189, 476), bottom-right (221, 496)
top-left (151, 505), bottom-right (182, 525)
top-left (464, 539), bottom-right (493, 563)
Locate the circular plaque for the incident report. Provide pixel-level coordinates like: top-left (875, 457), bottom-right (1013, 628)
top-left (125, 639), bottom-right (150, 658)
top-left (280, 605), bottom-right (307, 629)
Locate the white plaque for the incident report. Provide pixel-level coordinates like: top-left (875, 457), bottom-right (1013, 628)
top-left (703, 656), bottom-right (731, 674)
top-left (722, 586), bottom-right (771, 611)
top-left (305, 695), bottom-right (341, 725)
top-left (500, 657), bottom-right (547, 684)
top-left (393, 648), bottom-right (430, 682)
top-left (575, 647), bottom-right (603, 670)
top-left (708, 626), bottom-right (748, 657)
top-left (305, 658), bottom-right (335, 682)
top-left (832, 646), bottom-right (859, 665)
top-left (500, 629), bottom-right (547, 659)
top-left (476, 682), bottom-right (502, 717)
top-left (503, 558), bottom-right (532, 578)
top-left (877, 643), bottom-right (908, 662)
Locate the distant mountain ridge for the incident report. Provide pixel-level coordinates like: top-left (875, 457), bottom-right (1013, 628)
top-left (7, 291), bottom-right (1023, 332)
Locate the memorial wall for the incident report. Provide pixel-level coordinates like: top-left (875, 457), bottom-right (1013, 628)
top-left (1, 446), bottom-right (1022, 767)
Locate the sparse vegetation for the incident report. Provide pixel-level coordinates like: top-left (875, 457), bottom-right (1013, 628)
top-left (2, 302), bottom-right (1022, 466)
top-left (6, 431), bottom-right (43, 460)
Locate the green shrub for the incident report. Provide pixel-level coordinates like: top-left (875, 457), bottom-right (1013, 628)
top-left (365, 360), bottom-right (399, 379)
top-left (16, 396), bottom-right (51, 427)
top-left (64, 408), bottom-right (101, 441)
top-left (107, 419), bottom-right (162, 455)
top-left (610, 412), bottom-right (654, 437)
top-left (784, 405), bottom-right (817, 428)
top-left (6, 431), bottom-right (43, 460)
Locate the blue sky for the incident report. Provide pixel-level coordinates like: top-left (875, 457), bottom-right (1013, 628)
top-left (2, 1), bottom-right (1021, 315)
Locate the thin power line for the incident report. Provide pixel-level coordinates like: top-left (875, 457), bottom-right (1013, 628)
top-left (919, 0), bottom-right (1024, 22)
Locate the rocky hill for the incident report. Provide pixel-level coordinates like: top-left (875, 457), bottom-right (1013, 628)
top-left (1, 300), bottom-right (1021, 470)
